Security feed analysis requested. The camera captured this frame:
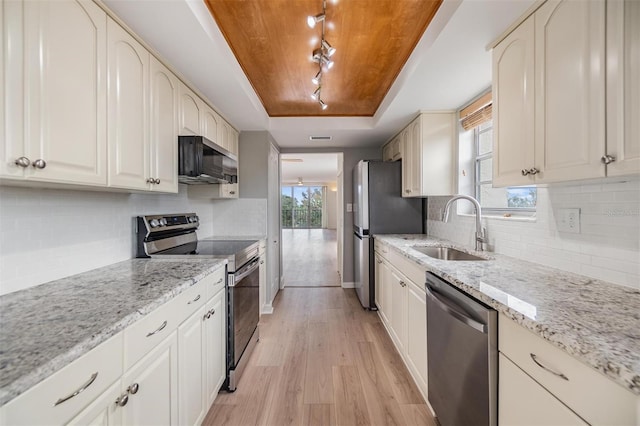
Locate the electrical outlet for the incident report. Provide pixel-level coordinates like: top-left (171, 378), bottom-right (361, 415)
top-left (346, 203), bottom-right (353, 213)
top-left (557, 208), bottom-right (581, 233)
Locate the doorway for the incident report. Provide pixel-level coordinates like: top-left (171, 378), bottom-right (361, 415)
top-left (280, 153), bottom-right (343, 288)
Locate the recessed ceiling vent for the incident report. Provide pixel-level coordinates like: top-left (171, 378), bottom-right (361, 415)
top-left (309, 136), bottom-right (332, 141)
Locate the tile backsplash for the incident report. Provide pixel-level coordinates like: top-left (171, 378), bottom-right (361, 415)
top-left (0, 185), bottom-right (267, 295)
top-left (427, 177), bottom-right (640, 289)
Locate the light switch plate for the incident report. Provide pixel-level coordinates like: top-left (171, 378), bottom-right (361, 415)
top-left (346, 203), bottom-right (353, 212)
top-left (557, 208), bottom-right (580, 233)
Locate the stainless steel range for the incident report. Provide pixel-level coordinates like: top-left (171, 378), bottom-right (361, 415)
top-left (136, 213), bottom-right (260, 392)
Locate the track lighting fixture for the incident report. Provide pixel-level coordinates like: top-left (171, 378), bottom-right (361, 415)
top-left (307, 13), bottom-right (325, 28)
top-left (307, 1), bottom-right (334, 110)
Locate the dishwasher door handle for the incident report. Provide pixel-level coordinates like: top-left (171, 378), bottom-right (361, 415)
top-left (426, 285), bottom-right (487, 333)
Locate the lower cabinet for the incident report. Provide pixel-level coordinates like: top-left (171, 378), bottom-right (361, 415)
top-left (499, 353), bottom-right (586, 426)
top-left (388, 267), bottom-right (408, 353)
top-left (120, 332), bottom-right (179, 426)
top-left (405, 281), bottom-right (428, 392)
top-left (178, 307), bottom-right (207, 426)
top-left (67, 380), bottom-right (122, 426)
top-left (204, 290), bottom-right (226, 408)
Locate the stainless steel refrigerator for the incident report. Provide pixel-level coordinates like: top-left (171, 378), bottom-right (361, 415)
top-left (353, 160), bottom-right (423, 309)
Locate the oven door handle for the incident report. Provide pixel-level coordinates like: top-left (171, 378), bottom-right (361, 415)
top-left (230, 258), bottom-right (260, 286)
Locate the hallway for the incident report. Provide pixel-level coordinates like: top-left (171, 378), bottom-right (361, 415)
top-left (204, 287), bottom-right (436, 426)
top-left (282, 229), bottom-right (340, 287)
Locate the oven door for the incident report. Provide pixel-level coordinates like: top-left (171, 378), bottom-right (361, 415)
top-left (228, 257), bottom-right (260, 368)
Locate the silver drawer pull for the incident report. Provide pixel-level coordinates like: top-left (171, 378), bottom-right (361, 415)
top-left (115, 392), bottom-right (129, 407)
top-left (146, 320), bottom-right (167, 337)
top-left (127, 383), bottom-right (140, 394)
top-left (188, 294), bottom-right (201, 304)
top-left (216, 278), bottom-right (223, 284)
top-left (530, 353), bottom-right (569, 381)
top-left (54, 372), bottom-right (98, 406)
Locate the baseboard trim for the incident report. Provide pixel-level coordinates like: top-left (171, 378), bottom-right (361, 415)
top-left (342, 281), bottom-right (355, 289)
top-left (261, 303), bottom-right (274, 315)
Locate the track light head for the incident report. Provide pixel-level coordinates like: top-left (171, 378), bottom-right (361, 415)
top-left (319, 99), bottom-right (328, 110)
top-left (311, 70), bottom-right (322, 85)
top-left (307, 13), bottom-right (325, 28)
top-left (322, 57), bottom-right (334, 70)
top-left (311, 86), bottom-right (321, 101)
top-left (321, 39), bottom-right (336, 57)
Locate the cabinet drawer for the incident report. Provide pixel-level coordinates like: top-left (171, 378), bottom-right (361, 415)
top-left (499, 315), bottom-right (638, 425)
top-left (376, 242), bottom-right (426, 289)
top-left (124, 279), bottom-right (206, 369)
top-left (204, 267), bottom-right (227, 301)
top-left (0, 333), bottom-right (123, 426)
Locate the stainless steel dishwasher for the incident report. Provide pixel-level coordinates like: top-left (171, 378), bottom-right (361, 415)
top-left (425, 272), bottom-right (497, 426)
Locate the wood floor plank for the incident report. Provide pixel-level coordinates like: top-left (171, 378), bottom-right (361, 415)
top-left (356, 341), bottom-right (407, 426)
top-left (303, 323), bottom-right (334, 404)
top-left (333, 365), bottom-right (371, 426)
top-left (303, 403), bottom-right (337, 426)
top-left (399, 404), bottom-right (439, 426)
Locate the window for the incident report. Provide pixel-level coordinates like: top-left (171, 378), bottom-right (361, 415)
top-left (458, 93), bottom-right (536, 216)
top-left (281, 186), bottom-right (325, 228)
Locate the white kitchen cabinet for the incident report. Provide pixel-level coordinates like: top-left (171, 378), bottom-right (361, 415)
top-left (178, 305), bottom-right (207, 426)
top-left (204, 289), bottom-right (226, 407)
top-left (179, 83), bottom-right (202, 137)
top-left (259, 241), bottom-right (267, 312)
top-left (382, 135), bottom-right (402, 162)
top-left (120, 332), bottom-right (178, 426)
top-left (149, 56), bottom-right (179, 193)
top-left (499, 353), bottom-right (587, 426)
top-left (493, 0), bottom-right (615, 185)
top-left (388, 268), bottom-right (408, 353)
top-left (374, 254), bottom-right (385, 314)
top-left (0, 0), bottom-right (107, 185)
top-left (606, 0), bottom-right (640, 177)
top-left (202, 105), bottom-right (221, 147)
top-left (401, 113), bottom-right (455, 197)
top-left (107, 19), bottom-right (149, 191)
top-left (492, 17), bottom-right (535, 187)
top-left (405, 280), bottom-right (428, 396)
top-left (67, 380), bottom-right (122, 426)
top-left (187, 182), bottom-right (239, 199)
top-left (382, 142), bottom-right (393, 162)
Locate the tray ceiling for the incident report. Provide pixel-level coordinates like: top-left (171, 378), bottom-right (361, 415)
top-left (204, 0), bottom-right (443, 117)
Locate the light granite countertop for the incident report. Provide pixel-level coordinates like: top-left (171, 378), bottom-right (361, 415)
top-left (0, 258), bottom-right (226, 406)
top-left (374, 234), bottom-right (640, 396)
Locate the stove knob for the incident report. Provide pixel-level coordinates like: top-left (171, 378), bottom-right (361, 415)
top-left (189, 216), bottom-right (198, 223)
top-left (159, 218), bottom-right (168, 226)
top-left (193, 215), bottom-right (199, 223)
top-left (149, 219), bottom-right (160, 228)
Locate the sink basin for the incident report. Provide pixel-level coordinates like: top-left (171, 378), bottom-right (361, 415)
top-left (412, 246), bottom-right (487, 261)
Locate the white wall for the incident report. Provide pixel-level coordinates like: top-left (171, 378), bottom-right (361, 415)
top-left (326, 188), bottom-right (337, 230)
top-left (427, 177), bottom-right (640, 289)
top-left (0, 185), bottom-right (267, 295)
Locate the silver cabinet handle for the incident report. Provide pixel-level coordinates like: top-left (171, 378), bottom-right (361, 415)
top-left (127, 383), bottom-right (140, 394)
top-left (528, 168), bottom-right (539, 175)
top-left (405, 189), bottom-right (411, 193)
top-left (115, 392), bottom-right (129, 407)
top-left (187, 294), bottom-right (201, 304)
top-left (54, 372), bottom-right (98, 406)
top-left (155, 178), bottom-right (161, 184)
top-left (376, 259), bottom-right (382, 264)
top-left (203, 308), bottom-right (216, 321)
top-left (14, 157), bottom-right (30, 168)
top-left (146, 178), bottom-right (155, 184)
top-left (521, 169), bottom-right (530, 176)
top-left (601, 155), bottom-right (616, 165)
top-left (32, 159), bottom-right (46, 169)
top-left (260, 260), bottom-right (265, 265)
top-left (216, 278), bottom-right (223, 284)
top-left (146, 320), bottom-right (167, 337)
top-left (229, 191), bottom-right (235, 195)
top-left (530, 353), bottom-right (569, 381)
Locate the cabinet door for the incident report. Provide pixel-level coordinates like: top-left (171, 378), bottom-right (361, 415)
top-left (499, 354), bottom-right (587, 426)
top-left (606, 0), bottom-right (640, 177)
top-left (374, 254), bottom-right (384, 313)
top-left (405, 282), bottom-right (428, 398)
top-left (67, 380), bottom-right (123, 426)
top-left (492, 17), bottom-right (535, 187)
top-left (23, 0), bottom-right (107, 185)
top-left (178, 306), bottom-right (206, 426)
top-left (149, 57), bottom-right (179, 193)
top-left (107, 19), bottom-right (149, 190)
top-left (121, 332), bottom-right (178, 426)
top-left (201, 106), bottom-right (220, 146)
top-left (380, 260), bottom-right (393, 325)
top-left (204, 290), bottom-right (226, 407)
top-left (382, 143), bottom-right (393, 162)
top-left (217, 120), bottom-right (229, 151)
top-left (401, 129), bottom-right (413, 197)
top-left (179, 83), bottom-right (201, 136)
top-left (388, 269), bottom-right (407, 352)
top-left (534, 0), bottom-right (606, 183)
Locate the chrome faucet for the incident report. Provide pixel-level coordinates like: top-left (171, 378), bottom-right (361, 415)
top-left (441, 195), bottom-right (486, 251)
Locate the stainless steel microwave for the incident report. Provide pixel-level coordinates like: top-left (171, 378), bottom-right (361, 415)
top-left (178, 136), bottom-right (238, 185)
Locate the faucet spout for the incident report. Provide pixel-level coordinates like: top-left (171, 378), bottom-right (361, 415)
top-left (441, 195), bottom-right (485, 251)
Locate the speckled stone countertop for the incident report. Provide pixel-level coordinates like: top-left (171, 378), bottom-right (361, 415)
top-left (0, 258), bottom-right (226, 406)
top-left (374, 234), bottom-right (640, 396)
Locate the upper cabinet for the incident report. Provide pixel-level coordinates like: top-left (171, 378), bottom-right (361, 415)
top-left (178, 83), bottom-right (202, 137)
top-left (401, 112), bottom-right (455, 197)
top-left (606, 0), bottom-right (640, 176)
top-left (1, 0), bottom-right (107, 185)
top-left (382, 135), bottom-right (402, 162)
top-left (493, 0), bottom-right (639, 186)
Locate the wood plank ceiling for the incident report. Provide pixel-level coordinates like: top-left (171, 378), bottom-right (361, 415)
top-left (204, 0), bottom-right (443, 117)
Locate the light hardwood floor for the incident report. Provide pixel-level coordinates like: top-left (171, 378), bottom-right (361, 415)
top-left (282, 229), bottom-right (340, 287)
top-left (204, 287), bottom-right (437, 426)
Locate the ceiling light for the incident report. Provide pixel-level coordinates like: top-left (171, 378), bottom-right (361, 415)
top-left (307, 13), bottom-right (325, 28)
top-left (319, 99), bottom-right (328, 110)
top-left (297, 177), bottom-right (304, 186)
top-left (311, 70), bottom-right (322, 85)
top-left (322, 57), bottom-right (334, 70)
top-left (321, 39), bottom-right (336, 57)
top-left (311, 87), bottom-right (321, 100)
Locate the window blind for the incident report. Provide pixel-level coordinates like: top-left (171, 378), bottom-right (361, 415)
top-left (460, 92), bottom-right (492, 131)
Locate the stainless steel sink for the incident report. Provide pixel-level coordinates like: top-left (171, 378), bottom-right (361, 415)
top-left (412, 245), bottom-right (488, 261)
